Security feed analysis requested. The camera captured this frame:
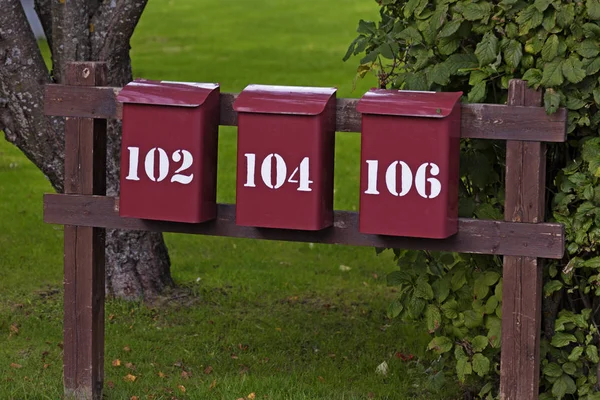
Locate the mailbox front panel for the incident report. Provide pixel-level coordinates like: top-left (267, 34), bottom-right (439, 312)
top-left (359, 114), bottom-right (459, 238)
top-left (119, 101), bottom-right (219, 223)
top-left (235, 113), bottom-right (334, 230)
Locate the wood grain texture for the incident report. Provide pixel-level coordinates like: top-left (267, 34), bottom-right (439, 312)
top-left (63, 62), bottom-right (107, 400)
top-left (44, 194), bottom-right (565, 259)
top-left (44, 85), bottom-right (568, 142)
top-left (500, 80), bottom-right (546, 400)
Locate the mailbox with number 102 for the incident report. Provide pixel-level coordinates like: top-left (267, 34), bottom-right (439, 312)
top-left (117, 79), bottom-right (220, 223)
top-left (234, 84), bottom-right (337, 230)
top-left (357, 89), bottom-right (462, 239)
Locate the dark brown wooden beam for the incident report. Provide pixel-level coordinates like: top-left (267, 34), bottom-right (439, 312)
top-left (44, 85), bottom-right (567, 142)
top-left (500, 80), bottom-right (546, 400)
top-left (62, 63), bottom-right (107, 400)
top-left (44, 194), bottom-right (565, 259)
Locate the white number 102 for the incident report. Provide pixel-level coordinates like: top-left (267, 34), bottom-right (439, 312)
top-left (125, 147), bottom-right (194, 184)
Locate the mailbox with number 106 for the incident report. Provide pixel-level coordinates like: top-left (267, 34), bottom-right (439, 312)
top-left (118, 80), bottom-right (220, 223)
top-left (357, 89), bottom-right (462, 239)
top-left (234, 85), bottom-right (337, 230)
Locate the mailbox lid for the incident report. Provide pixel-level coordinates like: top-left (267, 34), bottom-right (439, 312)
top-left (117, 79), bottom-right (220, 107)
top-left (357, 89), bottom-right (462, 118)
top-left (233, 84), bottom-right (337, 115)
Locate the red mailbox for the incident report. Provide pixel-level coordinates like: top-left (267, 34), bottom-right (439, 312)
top-left (357, 89), bottom-right (462, 238)
top-left (117, 79), bottom-right (220, 223)
top-left (233, 84), bottom-right (337, 230)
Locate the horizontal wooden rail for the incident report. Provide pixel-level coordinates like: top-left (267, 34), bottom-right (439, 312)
top-left (44, 85), bottom-right (567, 142)
top-left (44, 194), bottom-right (565, 259)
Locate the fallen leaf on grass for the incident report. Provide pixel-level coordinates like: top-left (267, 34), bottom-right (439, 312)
top-left (108, 314), bottom-right (115, 321)
top-left (209, 379), bottom-right (217, 390)
top-left (375, 361), bottom-right (388, 376)
top-left (43, 363), bottom-right (50, 369)
top-left (247, 393), bottom-right (256, 399)
top-left (107, 381), bottom-right (115, 389)
top-left (112, 359), bottom-right (121, 367)
top-left (158, 371), bottom-right (166, 379)
top-left (125, 362), bottom-right (135, 370)
top-left (231, 353), bottom-right (238, 359)
top-left (178, 385), bottom-right (186, 393)
top-left (9, 324), bottom-right (19, 336)
top-left (123, 373), bottom-right (137, 382)
top-left (318, 376), bottom-right (325, 383)
top-left (339, 265), bottom-right (351, 271)
top-left (368, 393), bottom-right (375, 399)
top-left (275, 327), bottom-right (281, 332)
top-left (181, 370), bottom-right (191, 379)
top-left (130, 396), bottom-right (139, 400)
top-left (123, 346), bottom-right (131, 352)
top-left (10, 363), bottom-right (22, 369)
top-left (204, 365), bottom-right (213, 375)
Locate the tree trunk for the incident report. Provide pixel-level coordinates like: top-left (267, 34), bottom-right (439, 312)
top-left (0, 0), bottom-right (173, 299)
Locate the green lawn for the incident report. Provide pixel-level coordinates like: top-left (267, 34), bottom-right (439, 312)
top-left (0, 1), bottom-right (460, 398)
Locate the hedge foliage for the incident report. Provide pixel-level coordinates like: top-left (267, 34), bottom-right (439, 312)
top-left (346, 1), bottom-right (600, 398)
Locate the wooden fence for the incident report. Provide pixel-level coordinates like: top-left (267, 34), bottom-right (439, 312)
top-left (42, 62), bottom-right (567, 399)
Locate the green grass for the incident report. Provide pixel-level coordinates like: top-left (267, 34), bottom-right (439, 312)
top-left (0, 1), bottom-right (461, 398)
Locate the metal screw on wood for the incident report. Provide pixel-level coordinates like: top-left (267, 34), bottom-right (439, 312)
top-left (82, 68), bottom-right (90, 79)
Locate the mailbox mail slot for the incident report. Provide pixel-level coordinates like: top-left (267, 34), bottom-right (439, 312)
top-left (233, 84), bottom-right (337, 230)
top-left (117, 79), bottom-right (220, 223)
top-left (357, 89), bottom-right (462, 238)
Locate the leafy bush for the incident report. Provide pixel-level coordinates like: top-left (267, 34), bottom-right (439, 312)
top-left (346, 1), bottom-right (600, 398)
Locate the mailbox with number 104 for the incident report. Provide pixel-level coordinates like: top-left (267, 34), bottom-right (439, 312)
top-left (117, 80), bottom-right (220, 223)
top-left (234, 84), bottom-right (337, 230)
top-left (357, 89), bottom-right (462, 239)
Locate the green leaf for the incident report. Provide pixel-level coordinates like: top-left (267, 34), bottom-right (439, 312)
top-left (562, 362), bottom-right (577, 376)
top-left (568, 346), bottom-right (584, 362)
top-left (404, 0), bottom-right (427, 19)
top-left (583, 22), bottom-right (600, 38)
top-left (472, 335), bottom-right (489, 352)
top-left (544, 89), bottom-right (562, 114)
top-left (472, 353), bottom-right (490, 377)
top-left (552, 374), bottom-right (577, 398)
top-left (415, 278), bottom-right (434, 300)
top-left (387, 270), bottom-right (408, 286)
top-left (468, 81), bottom-right (487, 103)
top-left (357, 20), bottom-right (376, 35)
top-left (586, 345), bottom-right (599, 363)
top-left (484, 295), bottom-right (499, 315)
top-left (482, 272), bottom-right (500, 286)
top-left (577, 40), bottom-right (600, 58)
top-left (541, 59), bottom-right (564, 87)
top-left (557, 3), bottom-right (576, 27)
top-left (425, 304), bottom-right (442, 333)
top-left (475, 32), bottom-right (499, 66)
top-left (451, 268), bottom-right (467, 291)
top-left (551, 332), bottom-right (578, 347)
top-left (544, 362), bottom-right (564, 378)
top-left (441, 299), bottom-right (459, 319)
top-left (474, 281), bottom-right (489, 300)
top-left (586, 57), bottom-right (600, 74)
top-left (407, 296), bottom-right (426, 318)
top-left (438, 37), bottom-right (460, 56)
top-left (517, 5), bottom-right (544, 35)
top-left (433, 277), bottom-right (451, 303)
top-left (438, 19), bottom-right (462, 38)
top-left (522, 68), bottom-right (543, 88)
top-left (562, 57), bottom-right (587, 83)
top-left (534, 0), bottom-right (553, 12)
top-left (456, 357), bottom-right (472, 382)
top-left (428, 336), bottom-right (453, 354)
top-left (464, 310), bottom-right (484, 328)
top-left (588, 0), bottom-right (600, 20)
top-left (542, 35), bottom-right (560, 62)
top-left (504, 39), bottom-right (523, 68)
top-left (544, 280), bottom-right (563, 297)
top-left (461, 2), bottom-right (492, 22)
top-left (387, 299), bottom-right (404, 319)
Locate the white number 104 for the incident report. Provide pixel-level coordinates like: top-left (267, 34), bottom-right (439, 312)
top-left (244, 153), bottom-right (313, 192)
top-left (125, 147), bottom-right (194, 184)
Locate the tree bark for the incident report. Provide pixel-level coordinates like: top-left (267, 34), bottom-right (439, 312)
top-left (0, 0), bottom-right (173, 300)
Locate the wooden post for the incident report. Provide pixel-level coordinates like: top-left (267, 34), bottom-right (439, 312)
top-left (500, 80), bottom-right (545, 399)
top-left (63, 62), bottom-right (107, 400)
